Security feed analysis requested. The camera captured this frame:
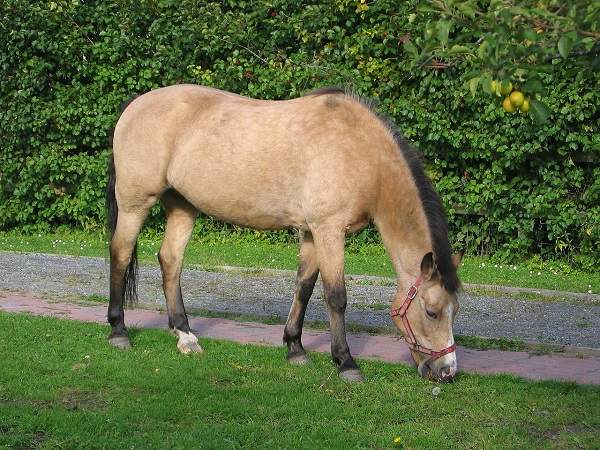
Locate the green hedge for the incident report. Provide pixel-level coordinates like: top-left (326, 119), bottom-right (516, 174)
top-left (1, 0), bottom-right (598, 266)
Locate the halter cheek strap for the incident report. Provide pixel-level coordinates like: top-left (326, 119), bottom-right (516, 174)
top-left (390, 276), bottom-right (456, 361)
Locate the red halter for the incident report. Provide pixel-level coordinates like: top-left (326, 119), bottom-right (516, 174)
top-left (390, 276), bottom-right (456, 361)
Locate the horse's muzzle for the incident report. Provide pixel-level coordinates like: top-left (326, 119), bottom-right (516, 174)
top-left (418, 359), bottom-right (456, 382)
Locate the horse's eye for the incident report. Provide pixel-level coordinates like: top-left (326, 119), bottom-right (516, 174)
top-left (426, 309), bottom-right (437, 319)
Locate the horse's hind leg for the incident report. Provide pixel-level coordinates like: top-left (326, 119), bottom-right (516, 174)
top-left (158, 190), bottom-right (201, 354)
top-left (283, 231), bottom-right (319, 364)
top-left (311, 225), bottom-right (363, 382)
top-left (108, 209), bottom-right (149, 349)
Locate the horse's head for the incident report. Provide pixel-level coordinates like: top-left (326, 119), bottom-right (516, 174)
top-left (391, 252), bottom-right (461, 382)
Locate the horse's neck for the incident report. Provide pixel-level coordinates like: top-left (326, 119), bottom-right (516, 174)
top-left (373, 164), bottom-right (432, 289)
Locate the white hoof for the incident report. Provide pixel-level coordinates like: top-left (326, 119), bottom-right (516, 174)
top-left (175, 330), bottom-right (203, 354)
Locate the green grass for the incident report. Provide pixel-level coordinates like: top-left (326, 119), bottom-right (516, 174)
top-left (1, 313), bottom-right (599, 449)
top-left (0, 230), bottom-right (598, 294)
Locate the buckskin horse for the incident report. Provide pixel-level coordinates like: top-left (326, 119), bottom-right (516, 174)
top-left (106, 85), bottom-right (462, 382)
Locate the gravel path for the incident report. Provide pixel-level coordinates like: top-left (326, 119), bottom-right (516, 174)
top-left (1, 251), bottom-right (598, 348)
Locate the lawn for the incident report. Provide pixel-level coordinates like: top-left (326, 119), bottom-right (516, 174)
top-left (0, 312), bottom-right (598, 449)
top-left (0, 230), bottom-right (598, 294)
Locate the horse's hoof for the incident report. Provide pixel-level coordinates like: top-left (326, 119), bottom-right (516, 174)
top-left (176, 331), bottom-right (203, 354)
top-left (339, 369), bottom-right (364, 382)
top-left (287, 353), bottom-right (311, 365)
top-left (178, 340), bottom-right (203, 354)
top-left (108, 335), bottom-right (131, 350)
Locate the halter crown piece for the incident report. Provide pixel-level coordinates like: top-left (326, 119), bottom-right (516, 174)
top-left (390, 276), bottom-right (456, 361)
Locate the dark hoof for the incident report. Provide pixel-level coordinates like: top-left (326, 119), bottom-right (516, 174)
top-left (108, 335), bottom-right (131, 350)
top-left (287, 353), bottom-right (311, 365)
top-left (339, 369), bottom-right (364, 382)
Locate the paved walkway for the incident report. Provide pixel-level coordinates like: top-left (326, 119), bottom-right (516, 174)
top-left (2, 293), bottom-right (599, 385)
top-left (1, 252), bottom-right (598, 348)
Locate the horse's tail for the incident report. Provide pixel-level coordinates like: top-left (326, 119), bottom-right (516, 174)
top-left (106, 99), bottom-right (139, 306)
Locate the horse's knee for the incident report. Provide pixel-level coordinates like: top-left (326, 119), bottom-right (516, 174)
top-left (325, 282), bottom-right (347, 313)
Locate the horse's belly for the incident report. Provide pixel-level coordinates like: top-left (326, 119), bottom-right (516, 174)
top-left (174, 182), bottom-right (306, 230)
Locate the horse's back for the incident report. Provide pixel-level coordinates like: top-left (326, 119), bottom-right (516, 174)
top-left (113, 85), bottom-right (384, 230)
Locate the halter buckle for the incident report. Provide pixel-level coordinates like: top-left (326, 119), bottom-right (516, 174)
top-left (406, 285), bottom-right (418, 300)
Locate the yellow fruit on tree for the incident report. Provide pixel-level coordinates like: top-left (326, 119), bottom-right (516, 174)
top-left (500, 80), bottom-right (513, 96)
top-left (520, 98), bottom-right (530, 113)
top-left (490, 80), bottom-right (498, 95)
top-left (509, 91), bottom-right (524, 107)
top-left (502, 97), bottom-right (516, 113)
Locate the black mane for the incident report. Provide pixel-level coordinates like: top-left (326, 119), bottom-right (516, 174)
top-left (305, 87), bottom-right (460, 293)
top-left (390, 132), bottom-right (460, 293)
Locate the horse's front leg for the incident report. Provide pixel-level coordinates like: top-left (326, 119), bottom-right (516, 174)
top-left (159, 191), bottom-right (202, 354)
top-left (312, 226), bottom-right (363, 381)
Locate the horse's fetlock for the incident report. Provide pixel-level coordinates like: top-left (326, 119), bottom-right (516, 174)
top-left (169, 312), bottom-right (190, 333)
top-left (339, 357), bottom-right (359, 372)
top-left (107, 310), bottom-right (123, 328)
top-left (283, 326), bottom-right (301, 344)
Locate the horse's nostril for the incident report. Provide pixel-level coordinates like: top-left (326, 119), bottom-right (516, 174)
top-left (440, 365), bottom-right (454, 381)
top-left (417, 359), bottom-right (432, 379)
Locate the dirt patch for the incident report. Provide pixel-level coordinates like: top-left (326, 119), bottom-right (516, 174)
top-left (209, 375), bottom-right (236, 387)
top-left (564, 423), bottom-right (592, 435)
top-left (0, 396), bottom-right (52, 408)
top-left (527, 422), bottom-right (593, 447)
top-left (1, 390), bottom-right (108, 413)
top-left (59, 388), bottom-right (108, 412)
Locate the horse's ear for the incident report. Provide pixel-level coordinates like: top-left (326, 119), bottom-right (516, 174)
top-left (420, 252), bottom-right (437, 281)
top-left (451, 251), bottom-right (464, 270)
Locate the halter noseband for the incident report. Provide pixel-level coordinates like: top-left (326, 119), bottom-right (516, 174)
top-left (390, 276), bottom-right (456, 361)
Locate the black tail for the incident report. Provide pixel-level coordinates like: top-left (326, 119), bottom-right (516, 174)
top-left (106, 149), bottom-right (138, 307)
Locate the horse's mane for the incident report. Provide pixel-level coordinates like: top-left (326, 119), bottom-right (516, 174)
top-left (305, 87), bottom-right (460, 293)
